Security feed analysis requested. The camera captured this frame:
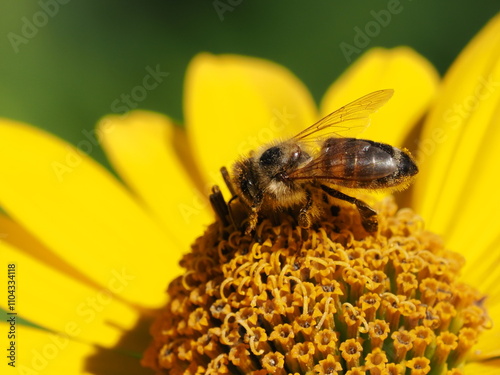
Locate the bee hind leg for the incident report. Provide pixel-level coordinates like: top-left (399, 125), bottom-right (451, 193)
top-left (320, 184), bottom-right (378, 232)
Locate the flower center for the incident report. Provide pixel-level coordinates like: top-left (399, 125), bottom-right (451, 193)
top-left (143, 198), bottom-right (489, 375)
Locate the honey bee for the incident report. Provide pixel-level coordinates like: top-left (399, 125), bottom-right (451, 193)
top-left (213, 89), bottom-right (418, 234)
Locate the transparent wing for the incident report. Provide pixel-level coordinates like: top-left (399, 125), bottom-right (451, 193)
top-left (292, 89), bottom-right (394, 141)
top-left (288, 140), bottom-right (370, 182)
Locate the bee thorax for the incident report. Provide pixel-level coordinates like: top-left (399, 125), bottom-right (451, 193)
top-left (266, 180), bottom-right (305, 207)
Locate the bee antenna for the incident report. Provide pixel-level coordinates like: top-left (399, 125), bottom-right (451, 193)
top-left (221, 166), bottom-right (237, 196)
top-left (209, 185), bottom-right (230, 226)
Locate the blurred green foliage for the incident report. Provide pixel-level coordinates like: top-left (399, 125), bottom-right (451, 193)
top-left (0, 1), bottom-right (498, 167)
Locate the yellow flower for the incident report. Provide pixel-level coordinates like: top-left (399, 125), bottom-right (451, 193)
top-left (1, 13), bottom-right (500, 375)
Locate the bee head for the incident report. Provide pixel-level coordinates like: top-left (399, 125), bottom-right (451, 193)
top-left (232, 143), bottom-right (310, 208)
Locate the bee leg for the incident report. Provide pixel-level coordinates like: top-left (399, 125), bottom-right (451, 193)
top-left (298, 189), bottom-right (313, 228)
top-left (220, 166), bottom-right (247, 230)
top-left (226, 194), bottom-right (241, 229)
top-left (245, 207), bottom-right (259, 236)
top-left (320, 185), bottom-right (378, 232)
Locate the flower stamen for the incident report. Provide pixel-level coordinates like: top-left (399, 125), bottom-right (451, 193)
top-left (143, 198), bottom-right (490, 374)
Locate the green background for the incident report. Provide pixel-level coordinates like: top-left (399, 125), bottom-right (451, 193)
top-left (0, 1), bottom-right (498, 168)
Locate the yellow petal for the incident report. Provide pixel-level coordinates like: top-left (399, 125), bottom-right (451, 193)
top-left (1, 323), bottom-right (94, 375)
top-left (0, 323), bottom-right (148, 375)
top-left (321, 47), bottom-right (439, 146)
top-left (0, 241), bottom-right (140, 348)
top-left (470, 301), bottom-right (500, 361)
top-left (471, 278), bottom-right (500, 361)
top-left (463, 358), bottom-right (500, 375)
top-left (0, 214), bottom-right (50, 255)
top-left (463, 233), bottom-right (500, 304)
top-left (99, 110), bottom-right (212, 250)
top-left (412, 14), bottom-right (500, 283)
top-left (0, 119), bottom-right (181, 307)
top-left (185, 53), bottom-right (317, 191)
top-left (0, 213), bottom-right (107, 292)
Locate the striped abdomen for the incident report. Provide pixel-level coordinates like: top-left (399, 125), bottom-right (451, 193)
top-left (316, 138), bottom-right (418, 189)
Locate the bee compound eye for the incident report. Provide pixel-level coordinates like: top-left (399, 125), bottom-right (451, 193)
top-left (259, 146), bottom-right (282, 166)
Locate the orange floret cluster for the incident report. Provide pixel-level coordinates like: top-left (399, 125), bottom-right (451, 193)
top-left (143, 198), bottom-right (489, 375)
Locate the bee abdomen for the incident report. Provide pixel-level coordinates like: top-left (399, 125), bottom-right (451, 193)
top-left (321, 138), bottom-right (418, 189)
